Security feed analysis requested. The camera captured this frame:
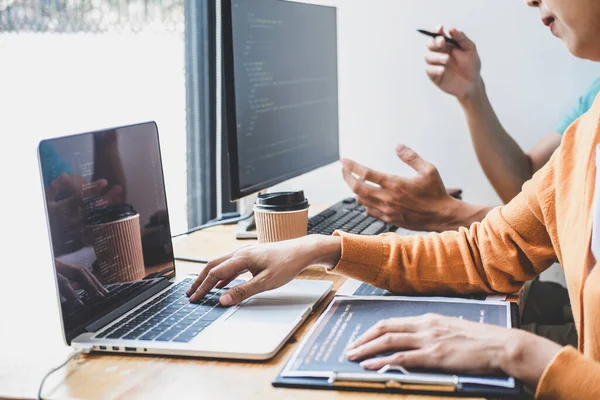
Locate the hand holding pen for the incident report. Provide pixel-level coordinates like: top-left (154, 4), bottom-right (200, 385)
top-left (420, 26), bottom-right (483, 102)
top-left (417, 28), bottom-right (461, 48)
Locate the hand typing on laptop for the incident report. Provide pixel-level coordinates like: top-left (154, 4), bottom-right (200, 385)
top-left (186, 235), bottom-right (341, 305)
top-left (55, 259), bottom-right (108, 306)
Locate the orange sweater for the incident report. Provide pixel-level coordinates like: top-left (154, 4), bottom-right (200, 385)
top-left (332, 98), bottom-right (600, 399)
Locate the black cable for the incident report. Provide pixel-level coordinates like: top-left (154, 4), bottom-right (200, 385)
top-left (38, 347), bottom-right (91, 400)
top-left (172, 213), bottom-right (252, 263)
top-left (37, 216), bottom-right (250, 397)
top-left (171, 212), bottom-right (253, 239)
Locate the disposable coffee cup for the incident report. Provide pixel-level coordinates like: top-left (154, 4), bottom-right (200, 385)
top-left (88, 204), bottom-right (145, 284)
top-left (253, 191), bottom-right (310, 243)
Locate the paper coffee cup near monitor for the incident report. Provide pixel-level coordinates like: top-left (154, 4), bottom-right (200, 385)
top-left (253, 191), bottom-right (309, 243)
top-left (88, 204), bottom-right (145, 284)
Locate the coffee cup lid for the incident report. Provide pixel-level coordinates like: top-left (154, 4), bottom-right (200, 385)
top-left (87, 204), bottom-right (137, 225)
top-left (254, 191), bottom-right (309, 212)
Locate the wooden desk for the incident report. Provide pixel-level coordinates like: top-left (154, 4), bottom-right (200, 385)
top-left (0, 225), bottom-right (487, 400)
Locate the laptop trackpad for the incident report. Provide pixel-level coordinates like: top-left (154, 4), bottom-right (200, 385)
top-left (226, 298), bottom-right (307, 324)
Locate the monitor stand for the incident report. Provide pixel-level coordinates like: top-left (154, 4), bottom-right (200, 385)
top-left (235, 192), bottom-right (259, 240)
top-left (235, 214), bottom-right (257, 239)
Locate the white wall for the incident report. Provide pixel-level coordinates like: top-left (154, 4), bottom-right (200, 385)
top-left (273, 0), bottom-right (598, 208)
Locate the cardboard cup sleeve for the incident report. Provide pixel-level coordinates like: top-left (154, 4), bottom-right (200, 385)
top-left (254, 208), bottom-right (309, 243)
top-left (90, 214), bottom-right (145, 284)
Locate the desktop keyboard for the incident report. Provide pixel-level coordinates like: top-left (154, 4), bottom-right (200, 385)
top-left (95, 278), bottom-right (241, 343)
top-left (307, 197), bottom-right (395, 236)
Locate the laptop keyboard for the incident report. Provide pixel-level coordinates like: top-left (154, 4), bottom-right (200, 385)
top-left (94, 278), bottom-right (241, 343)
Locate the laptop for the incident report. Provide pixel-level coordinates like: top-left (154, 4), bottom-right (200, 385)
top-left (38, 121), bottom-right (332, 360)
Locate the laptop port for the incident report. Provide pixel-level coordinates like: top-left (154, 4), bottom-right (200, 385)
top-left (99, 345), bottom-right (107, 350)
top-left (112, 346), bottom-right (119, 351)
top-left (124, 347), bottom-right (136, 352)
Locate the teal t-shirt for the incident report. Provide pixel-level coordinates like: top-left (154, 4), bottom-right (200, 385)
top-left (556, 77), bottom-right (600, 134)
top-left (39, 141), bottom-right (72, 186)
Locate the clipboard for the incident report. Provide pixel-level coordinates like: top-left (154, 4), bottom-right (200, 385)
top-left (273, 365), bottom-right (523, 397)
top-left (272, 298), bottom-right (522, 397)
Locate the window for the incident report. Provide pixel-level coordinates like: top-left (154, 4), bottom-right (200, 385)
top-left (1, 0), bottom-right (220, 233)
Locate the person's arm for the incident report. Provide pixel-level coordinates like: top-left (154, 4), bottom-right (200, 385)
top-left (93, 130), bottom-right (127, 202)
top-left (189, 140), bottom-right (559, 300)
top-left (426, 27), bottom-right (560, 204)
top-left (190, 143), bottom-right (557, 302)
top-left (188, 144), bottom-right (560, 296)
top-left (533, 347), bottom-right (600, 399)
top-left (459, 83), bottom-right (560, 203)
top-left (334, 146), bottom-right (560, 295)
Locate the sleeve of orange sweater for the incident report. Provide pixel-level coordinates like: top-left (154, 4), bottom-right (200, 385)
top-left (534, 347), bottom-right (600, 399)
top-left (331, 154), bottom-right (559, 295)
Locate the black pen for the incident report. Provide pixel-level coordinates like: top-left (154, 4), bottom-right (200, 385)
top-left (417, 29), bottom-right (461, 48)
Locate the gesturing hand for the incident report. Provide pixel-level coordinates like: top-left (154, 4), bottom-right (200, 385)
top-left (45, 173), bottom-right (124, 243)
top-left (46, 173), bottom-right (123, 210)
top-left (345, 313), bottom-right (562, 389)
top-left (341, 144), bottom-right (459, 232)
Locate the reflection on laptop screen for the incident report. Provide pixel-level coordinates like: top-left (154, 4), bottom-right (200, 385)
top-left (39, 121), bottom-right (174, 342)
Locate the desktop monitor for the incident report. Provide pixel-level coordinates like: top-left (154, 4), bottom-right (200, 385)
top-left (222, 0), bottom-right (339, 202)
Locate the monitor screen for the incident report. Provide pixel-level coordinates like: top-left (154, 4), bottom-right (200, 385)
top-left (39, 122), bottom-right (175, 343)
top-left (223, 0), bottom-right (340, 201)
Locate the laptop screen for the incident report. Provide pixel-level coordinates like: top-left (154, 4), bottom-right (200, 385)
top-left (39, 121), bottom-right (175, 343)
